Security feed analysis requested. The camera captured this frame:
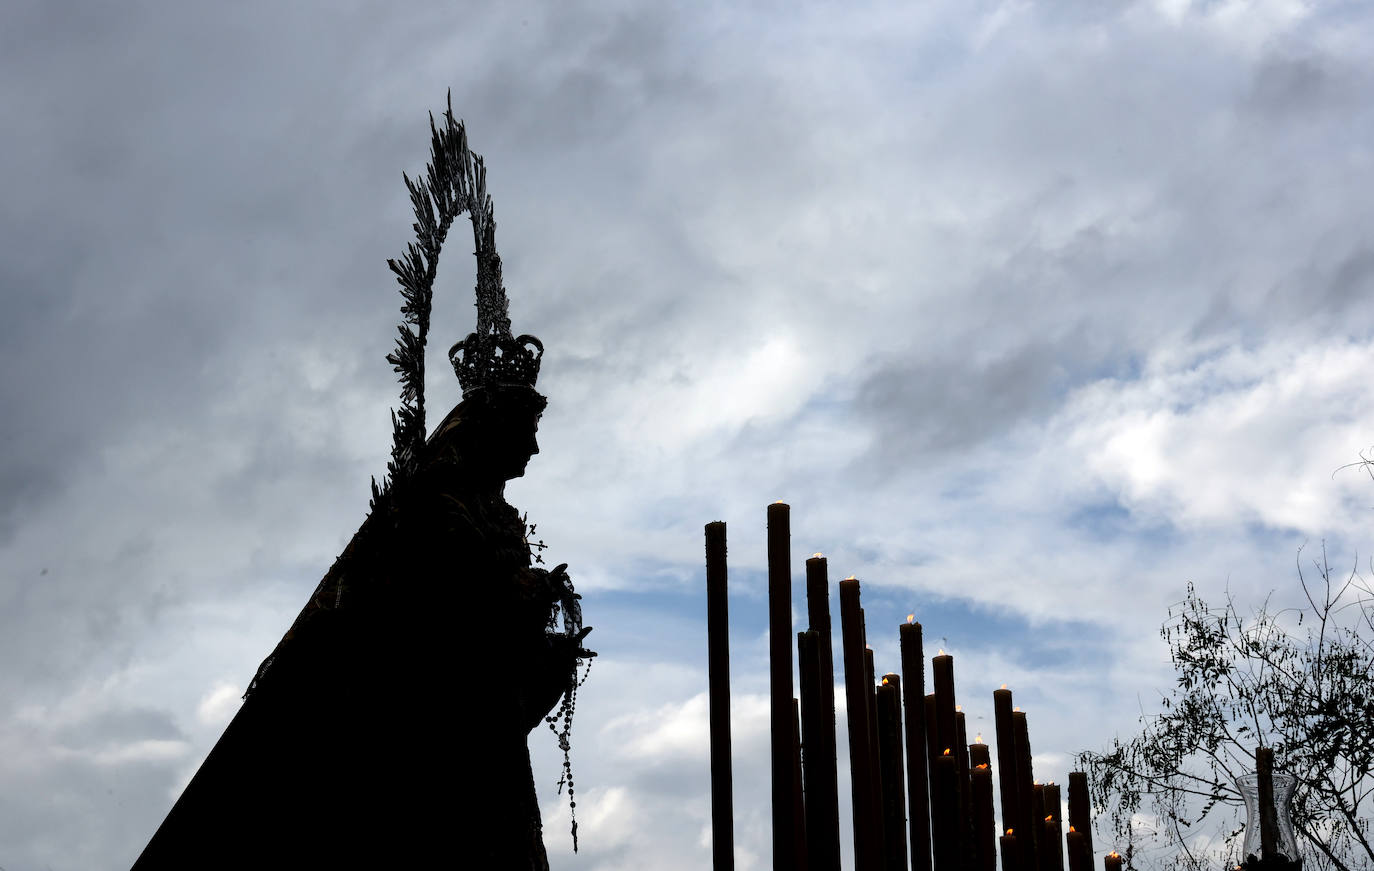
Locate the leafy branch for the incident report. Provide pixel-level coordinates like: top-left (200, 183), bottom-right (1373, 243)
top-left (1078, 547), bottom-right (1374, 870)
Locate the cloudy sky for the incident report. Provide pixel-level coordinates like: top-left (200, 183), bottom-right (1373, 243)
top-left (4, 0), bottom-right (1374, 868)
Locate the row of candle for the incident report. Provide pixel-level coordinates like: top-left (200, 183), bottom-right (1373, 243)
top-left (705, 506), bottom-right (1132, 871)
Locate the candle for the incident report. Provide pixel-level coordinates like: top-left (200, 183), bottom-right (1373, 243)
top-left (1256, 746), bottom-right (1278, 861)
top-left (1000, 830), bottom-right (1019, 871)
top-left (931, 652), bottom-right (957, 768)
top-left (1066, 827), bottom-right (1090, 871)
top-left (704, 521), bottom-right (734, 871)
top-left (931, 651), bottom-right (962, 866)
top-left (1043, 784), bottom-right (1064, 871)
top-left (804, 555), bottom-right (841, 871)
top-left (993, 686), bottom-right (1019, 865)
top-left (1012, 712), bottom-right (1037, 871)
top-left (798, 630), bottom-right (839, 871)
top-left (925, 694), bottom-right (940, 779)
top-left (900, 618), bottom-right (933, 871)
top-left (767, 502), bottom-right (796, 869)
top-left (955, 706), bottom-right (971, 854)
top-left (1044, 783), bottom-right (1061, 824)
top-left (838, 577), bottom-right (880, 870)
top-left (925, 695), bottom-right (949, 870)
top-left (970, 736), bottom-right (991, 769)
top-left (1067, 772), bottom-right (1093, 862)
top-left (971, 763), bottom-right (997, 871)
top-left (1103, 851), bottom-right (1122, 871)
top-left (864, 645), bottom-right (879, 750)
top-left (877, 675), bottom-right (908, 871)
top-left (863, 641), bottom-right (884, 857)
top-left (1039, 813), bottom-right (1063, 871)
top-left (791, 697), bottom-right (808, 869)
top-left (932, 750), bottom-right (958, 871)
top-left (1032, 784), bottom-right (1046, 844)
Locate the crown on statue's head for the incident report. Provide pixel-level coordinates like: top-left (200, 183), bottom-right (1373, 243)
top-left (446, 152), bottom-right (545, 399)
top-left (450, 330), bottom-right (543, 396)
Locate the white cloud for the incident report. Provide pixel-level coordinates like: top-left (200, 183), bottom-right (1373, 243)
top-left (1060, 337), bottom-right (1374, 534)
top-left (603, 691), bottom-right (770, 763)
top-left (6, 0), bottom-right (1374, 868)
top-left (79, 739), bottom-right (191, 767)
top-left (195, 680), bottom-right (242, 728)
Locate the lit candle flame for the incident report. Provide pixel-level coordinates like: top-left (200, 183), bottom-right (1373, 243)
top-left (1001, 683), bottom-right (1008, 690)
top-left (976, 763), bottom-right (990, 770)
top-left (956, 705), bottom-right (962, 712)
top-left (773, 500), bottom-right (785, 504)
top-left (975, 734), bottom-right (984, 743)
top-left (907, 613), bottom-right (914, 623)
top-left (1014, 707), bottom-right (1021, 713)
top-left (1045, 815), bottom-right (1053, 821)
top-left (938, 648), bottom-right (945, 656)
top-left (1108, 852), bottom-right (1120, 859)
top-left (942, 748), bottom-right (951, 756)
top-left (1006, 829), bottom-right (1014, 836)
top-left (813, 552), bottom-right (823, 559)
top-left (845, 575), bottom-right (857, 580)
top-left (1069, 826), bottom-right (1076, 833)
top-left (881, 676), bottom-right (889, 686)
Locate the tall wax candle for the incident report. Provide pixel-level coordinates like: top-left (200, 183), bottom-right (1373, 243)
top-left (1065, 828), bottom-right (1090, 871)
top-left (970, 738), bottom-right (992, 871)
top-left (992, 688), bottom-right (1019, 857)
top-left (863, 641), bottom-right (885, 857)
top-left (1043, 784), bottom-right (1061, 824)
top-left (1031, 785), bottom-right (1045, 851)
top-left (799, 630), bottom-right (839, 871)
top-left (805, 555), bottom-right (841, 871)
top-left (1066, 773), bottom-right (1092, 862)
top-left (932, 750), bottom-right (958, 871)
top-left (839, 577), bottom-right (880, 871)
top-left (704, 521), bottom-right (734, 871)
top-left (791, 697), bottom-right (809, 871)
top-left (931, 652), bottom-right (961, 867)
top-left (925, 695), bottom-right (949, 870)
top-left (1012, 712), bottom-right (1037, 871)
top-left (999, 832), bottom-right (1019, 871)
top-left (1039, 815), bottom-right (1063, 871)
top-left (865, 645), bottom-right (880, 756)
top-left (971, 763), bottom-right (997, 871)
top-left (877, 676), bottom-right (908, 871)
top-left (1256, 746), bottom-right (1278, 861)
top-left (970, 739), bottom-right (991, 770)
top-left (955, 707), bottom-right (971, 858)
top-left (924, 695), bottom-right (940, 779)
top-left (1042, 784), bottom-right (1063, 871)
top-left (900, 619), bottom-right (933, 871)
top-left (767, 502), bottom-right (796, 871)
top-left (931, 653), bottom-right (957, 776)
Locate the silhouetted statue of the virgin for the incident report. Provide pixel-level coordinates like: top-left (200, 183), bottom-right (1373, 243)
top-left (132, 101), bottom-right (593, 870)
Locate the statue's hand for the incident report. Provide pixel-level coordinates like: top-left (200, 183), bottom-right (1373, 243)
top-left (568, 625), bottom-right (596, 660)
top-left (521, 627), bottom-right (596, 733)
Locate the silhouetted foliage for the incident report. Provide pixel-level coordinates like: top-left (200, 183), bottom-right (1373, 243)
top-left (1077, 545), bottom-right (1374, 871)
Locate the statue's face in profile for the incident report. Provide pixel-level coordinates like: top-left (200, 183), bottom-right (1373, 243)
top-left (464, 405), bottom-right (541, 484)
top-left (494, 411), bottom-right (540, 481)
top-left (439, 387), bottom-right (547, 487)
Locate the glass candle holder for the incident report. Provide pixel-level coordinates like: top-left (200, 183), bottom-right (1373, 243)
top-left (1236, 772), bottom-right (1299, 861)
